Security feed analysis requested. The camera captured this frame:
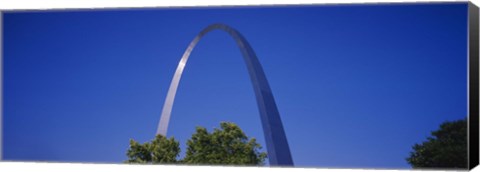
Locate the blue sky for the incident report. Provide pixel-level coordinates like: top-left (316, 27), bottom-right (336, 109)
top-left (3, 3), bottom-right (469, 169)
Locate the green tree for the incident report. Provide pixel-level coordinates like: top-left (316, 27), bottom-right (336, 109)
top-left (125, 122), bottom-right (266, 166)
top-left (183, 122), bottom-right (267, 165)
top-left (125, 134), bottom-right (180, 164)
top-left (406, 118), bottom-right (467, 169)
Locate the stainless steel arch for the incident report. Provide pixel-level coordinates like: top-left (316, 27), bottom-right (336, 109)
top-left (156, 23), bottom-right (293, 166)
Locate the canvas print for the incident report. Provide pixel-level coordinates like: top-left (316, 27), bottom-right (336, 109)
top-left (2, 2), bottom-right (479, 170)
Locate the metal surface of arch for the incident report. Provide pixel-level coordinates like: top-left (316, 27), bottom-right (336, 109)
top-left (156, 24), bottom-right (293, 166)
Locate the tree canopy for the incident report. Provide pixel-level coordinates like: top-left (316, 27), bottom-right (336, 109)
top-left (406, 118), bottom-right (467, 169)
top-left (125, 122), bottom-right (267, 166)
top-left (125, 134), bottom-right (180, 164)
top-left (183, 122), bottom-right (267, 165)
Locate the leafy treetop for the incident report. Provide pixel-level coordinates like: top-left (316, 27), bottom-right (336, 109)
top-left (125, 121), bottom-right (267, 166)
top-left (406, 118), bottom-right (467, 169)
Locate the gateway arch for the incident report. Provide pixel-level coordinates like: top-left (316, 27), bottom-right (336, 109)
top-left (156, 24), bottom-right (293, 166)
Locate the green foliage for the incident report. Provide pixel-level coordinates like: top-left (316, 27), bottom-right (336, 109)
top-left (406, 118), bottom-right (467, 169)
top-left (183, 122), bottom-right (267, 165)
top-left (125, 122), bottom-right (267, 166)
top-left (125, 134), bottom-right (180, 164)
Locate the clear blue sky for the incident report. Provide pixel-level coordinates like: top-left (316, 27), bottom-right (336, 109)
top-left (3, 3), bottom-right (468, 169)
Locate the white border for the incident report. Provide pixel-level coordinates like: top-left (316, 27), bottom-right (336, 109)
top-left (0, 0), bottom-right (478, 172)
top-left (0, 0), bottom-right (471, 10)
top-left (0, 162), bottom-right (469, 172)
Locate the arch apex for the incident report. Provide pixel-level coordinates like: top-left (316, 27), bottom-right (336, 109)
top-left (156, 24), bottom-right (294, 166)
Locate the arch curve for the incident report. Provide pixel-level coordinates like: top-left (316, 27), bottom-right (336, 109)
top-left (156, 24), bottom-right (293, 166)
